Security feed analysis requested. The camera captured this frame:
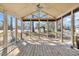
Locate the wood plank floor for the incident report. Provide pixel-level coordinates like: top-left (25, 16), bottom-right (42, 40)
top-left (7, 40), bottom-right (79, 56)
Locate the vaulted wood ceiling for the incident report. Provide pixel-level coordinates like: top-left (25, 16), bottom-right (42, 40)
top-left (0, 3), bottom-right (79, 19)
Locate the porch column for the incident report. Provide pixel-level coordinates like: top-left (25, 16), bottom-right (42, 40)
top-left (21, 20), bottom-right (23, 40)
top-left (15, 17), bottom-right (18, 42)
top-left (30, 19), bottom-right (32, 39)
top-left (2, 10), bottom-right (8, 56)
top-left (47, 19), bottom-right (49, 38)
top-left (71, 10), bottom-right (75, 47)
top-left (61, 17), bottom-right (63, 43)
top-left (39, 19), bottom-right (40, 39)
top-left (55, 21), bottom-right (57, 39)
top-left (22, 21), bottom-right (25, 39)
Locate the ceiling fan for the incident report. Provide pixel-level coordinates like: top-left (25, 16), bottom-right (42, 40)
top-left (36, 3), bottom-right (43, 10)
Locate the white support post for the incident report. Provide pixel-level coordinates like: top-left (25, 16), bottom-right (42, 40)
top-left (39, 19), bottom-right (40, 39)
top-left (47, 19), bottom-right (49, 38)
top-left (22, 21), bottom-right (25, 39)
top-left (2, 10), bottom-right (8, 56)
top-left (71, 11), bottom-right (75, 47)
top-left (21, 19), bottom-right (23, 40)
top-left (55, 21), bottom-right (57, 40)
top-left (15, 17), bottom-right (18, 42)
top-left (61, 17), bottom-right (63, 43)
top-left (30, 19), bottom-right (32, 39)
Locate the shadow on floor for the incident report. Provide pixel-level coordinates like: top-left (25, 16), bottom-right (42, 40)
top-left (11, 38), bottom-right (79, 56)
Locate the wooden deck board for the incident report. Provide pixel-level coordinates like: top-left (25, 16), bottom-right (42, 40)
top-left (26, 44), bottom-right (33, 56)
top-left (42, 44), bottom-right (47, 56)
top-left (33, 45), bottom-right (37, 56)
top-left (7, 40), bottom-right (79, 56)
top-left (38, 45), bottom-right (43, 56)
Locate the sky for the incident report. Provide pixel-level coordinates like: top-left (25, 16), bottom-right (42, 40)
top-left (63, 11), bottom-right (79, 28)
top-left (63, 15), bottom-right (71, 27)
top-left (0, 12), bottom-right (4, 25)
top-left (8, 15), bottom-right (16, 28)
top-left (74, 11), bottom-right (79, 28)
